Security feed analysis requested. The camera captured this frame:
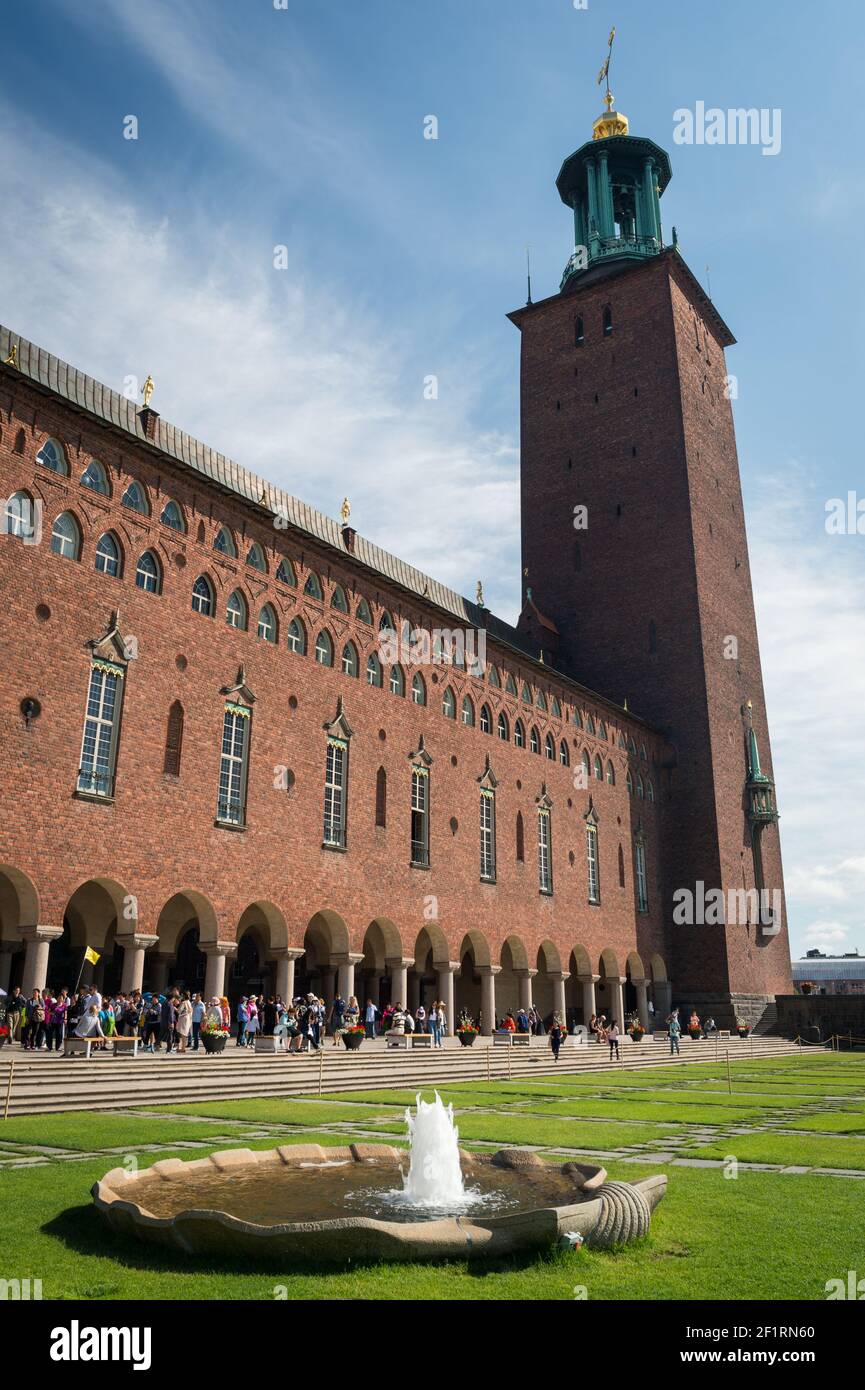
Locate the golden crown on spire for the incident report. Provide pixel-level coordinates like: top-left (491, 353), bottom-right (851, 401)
top-left (593, 26), bottom-right (629, 139)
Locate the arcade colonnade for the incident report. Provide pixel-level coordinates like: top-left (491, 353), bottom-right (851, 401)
top-left (0, 868), bottom-right (672, 1035)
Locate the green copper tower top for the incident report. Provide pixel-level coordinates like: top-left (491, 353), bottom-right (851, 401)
top-left (557, 29), bottom-right (672, 291)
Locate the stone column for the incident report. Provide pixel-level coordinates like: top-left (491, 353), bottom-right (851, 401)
top-left (0, 945), bottom-right (15, 993)
top-left (19, 926), bottom-right (63, 995)
top-left (149, 952), bottom-right (172, 994)
top-left (550, 970), bottom-right (570, 1023)
top-left (609, 976), bottom-right (626, 1029)
top-left (409, 972), bottom-right (421, 1012)
top-left (517, 967), bottom-right (537, 1012)
top-left (273, 947), bottom-right (304, 1002)
top-left (202, 942), bottom-right (237, 1001)
top-left (580, 974), bottom-right (599, 1023)
top-left (478, 965), bottom-right (501, 1036)
top-left (654, 980), bottom-right (672, 1021)
top-left (365, 972), bottom-right (382, 1008)
top-left (437, 962), bottom-right (458, 1036)
top-left (634, 978), bottom-right (650, 1030)
top-left (387, 957), bottom-right (414, 1010)
top-left (117, 933), bottom-right (159, 995)
top-left (320, 967), bottom-right (336, 1006)
top-left (334, 952), bottom-right (364, 1002)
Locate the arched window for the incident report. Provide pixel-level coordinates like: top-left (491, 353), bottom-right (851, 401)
top-left (192, 575), bottom-right (214, 616)
top-left (618, 843), bottom-right (625, 888)
top-left (497, 712), bottom-right (509, 741)
top-left (246, 542), bottom-right (267, 572)
top-left (121, 479), bottom-right (149, 515)
top-left (226, 589), bottom-right (248, 630)
top-left (258, 604), bottom-right (277, 643)
top-left (637, 775), bottom-right (645, 799)
top-left (51, 511), bottom-right (81, 560)
top-left (95, 531), bottom-right (121, 577)
top-left (606, 760), bottom-right (616, 786)
top-left (594, 754), bottom-right (603, 780)
top-left (375, 766), bottom-right (387, 828)
top-left (536, 691), bottom-right (548, 712)
top-left (357, 597), bottom-right (372, 624)
top-left (521, 682), bottom-right (532, 705)
top-left (626, 770), bottom-right (634, 796)
top-left (514, 719), bottom-right (525, 749)
top-left (341, 640), bottom-right (358, 676)
top-left (586, 714), bottom-right (596, 735)
top-left (582, 749), bottom-right (591, 779)
top-left (480, 704), bottom-right (492, 734)
top-left (559, 740), bottom-right (570, 767)
top-left (572, 708), bottom-right (583, 729)
top-left (164, 701), bottom-right (184, 776)
top-left (628, 735), bottom-right (637, 754)
top-left (366, 652), bottom-right (383, 687)
top-left (551, 697), bottom-right (562, 719)
top-left (160, 499), bottom-right (186, 532)
top-left (304, 572), bottom-right (323, 600)
top-left (461, 696), bottom-right (475, 727)
top-left (598, 720), bottom-right (607, 740)
top-left (81, 459), bottom-right (109, 495)
top-left (442, 687), bottom-right (456, 719)
top-left (530, 726), bottom-right (540, 754)
top-left (135, 549), bottom-right (161, 593)
top-left (516, 810), bottom-right (525, 862)
top-left (315, 630), bottom-right (334, 667)
top-left (488, 665), bottom-right (501, 688)
top-left (545, 733), bottom-right (555, 760)
top-left (575, 315), bottom-right (584, 346)
top-left (36, 438), bottom-right (68, 475)
top-left (647, 779), bottom-right (655, 804)
top-left (602, 305), bottom-right (613, 336)
top-left (4, 491), bottom-right (35, 540)
top-left (648, 619), bottom-right (657, 654)
top-left (389, 664), bottom-right (405, 697)
top-left (276, 556), bottom-right (296, 586)
top-left (287, 617), bottom-right (307, 655)
top-left (379, 609), bottom-right (395, 632)
top-left (213, 525), bottom-right (236, 556)
top-left (411, 672), bottom-right (426, 706)
top-left (331, 584), bottom-right (349, 613)
top-left (639, 742), bottom-right (648, 761)
top-left (506, 673), bottom-right (518, 696)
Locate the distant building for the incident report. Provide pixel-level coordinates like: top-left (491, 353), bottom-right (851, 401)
top-left (792, 953), bottom-right (865, 996)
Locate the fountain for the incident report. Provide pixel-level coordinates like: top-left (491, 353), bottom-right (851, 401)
top-left (92, 1093), bottom-right (667, 1263)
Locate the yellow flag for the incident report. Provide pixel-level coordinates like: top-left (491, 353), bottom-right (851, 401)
top-left (84, 946), bottom-right (101, 965)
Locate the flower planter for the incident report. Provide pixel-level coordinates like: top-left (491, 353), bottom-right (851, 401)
top-left (342, 1032), bottom-right (364, 1050)
top-left (201, 1033), bottom-right (228, 1054)
top-left (629, 1033), bottom-right (644, 1044)
top-left (738, 1028), bottom-right (750, 1039)
top-left (688, 1030), bottom-right (702, 1040)
top-left (0, 1034), bottom-right (8, 1049)
top-left (457, 1031), bottom-right (477, 1047)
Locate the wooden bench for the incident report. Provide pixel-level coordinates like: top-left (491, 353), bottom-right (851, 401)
top-left (111, 1035), bottom-right (140, 1057)
top-left (64, 1036), bottom-right (95, 1058)
top-left (386, 1031), bottom-right (411, 1048)
top-left (253, 1035), bottom-right (284, 1054)
top-left (493, 1032), bottom-right (531, 1046)
top-left (409, 1032), bottom-right (431, 1047)
top-left (64, 1035), bottom-right (140, 1057)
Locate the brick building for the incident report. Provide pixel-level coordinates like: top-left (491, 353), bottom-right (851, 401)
top-left (0, 98), bottom-right (790, 1031)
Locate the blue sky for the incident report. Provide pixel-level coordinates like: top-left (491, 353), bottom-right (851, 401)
top-left (3, 0), bottom-right (865, 958)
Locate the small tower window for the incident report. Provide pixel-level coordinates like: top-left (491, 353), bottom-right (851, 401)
top-left (602, 306), bottom-right (613, 337)
top-left (575, 316), bottom-right (584, 346)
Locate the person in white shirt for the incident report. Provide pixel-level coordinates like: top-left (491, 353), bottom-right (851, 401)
top-left (74, 1005), bottom-right (105, 1040)
top-left (84, 989), bottom-right (102, 1012)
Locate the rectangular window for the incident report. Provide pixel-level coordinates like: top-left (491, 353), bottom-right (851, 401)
top-left (411, 766), bottom-right (430, 866)
top-left (635, 840), bottom-right (649, 913)
top-left (77, 661), bottom-right (124, 797)
top-left (323, 737), bottom-right (348, 847)
top-left (587, 825), bottom-right (600, 903)
top-left (480, 789), bottom-right (496, 882)
top-left (217, 703), bottom-right (250, 826)
top-left (538, 808), bottom-right (552, 894)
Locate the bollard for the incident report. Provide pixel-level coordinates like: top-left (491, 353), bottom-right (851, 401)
top-left (3, 1058), bottom-right (14, 1120)
top-left (726, 1048), bottom-right (732, 1095)
top-left (486, 1043), bottom-right (491, 1082)
top-left (318, 1043), bottom-right (324, 1096)
top-left (507, 1037), bottom-right (512, 1080)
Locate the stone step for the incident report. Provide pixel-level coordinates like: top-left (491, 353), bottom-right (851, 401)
top-left (0, 1037), bottom-right (807, 1116)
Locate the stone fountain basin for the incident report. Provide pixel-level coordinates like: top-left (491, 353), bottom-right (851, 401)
top-left (92, 1143), bottom-right (667, 1264)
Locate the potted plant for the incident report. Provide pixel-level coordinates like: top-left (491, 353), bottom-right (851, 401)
top-left (736, 1018), bottom-right (751, 1039)
top-left (456, 1021), bottom-right (479, 1047)
top-left (0, 1024), bottom-right (8, 1050)
top-left (629, 1021), bottom-right (645, 1043)
top-left (201, 1019), bottom-right (229, 1054)
top-left (342, 1024), bottom-right (365, 1051)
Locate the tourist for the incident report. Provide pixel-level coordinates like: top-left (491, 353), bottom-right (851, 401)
top-left (22, 990), bottom-right (46, 1051)
top-left (142, 996), bottom-right (161, 1052)
top-left (262, 996), bottom-right (279, 1037)
top-left (5, 987), bottom-right (26, 1043)
top-left (436, 1000), bottom-right (448, 1042)
top-left (689, 1010), bottom-right (701, 1037)
top-left (415, 1002), bottom-right (427, 1033)
top-left (501, 1011), bottom-right (516, 1032)
top-left (516, 1006), bottom-right (529, 1033)
top-left (344, 995), bottom-right (360, 1029)
top-left (404, 1009), bottom-right (415, 1034)
top-left (608, 1018), bottom-right (620, 1061)
top-left (46, 989), bottom-right (69, 1051)
top-left (429, 1000), bottom-right (443, 1048)
top-left (84, 985), bottom-right (102, 1013)
top-left (549, 1015), bottom-right (565, 1062)
top-left (236, 996), bottom-right (249, 1047)
top-left (390, 1005), bottom-right (406, 1035)
top-left (191, 994), bottom-right (205, 1051)
top-left (159, 993), bottom-right (177, 1052)
top-left (328, 993), bottom-right (346, 1045)
top-left (667, 1007), bottom-right (681, 1056)
top-left (704, 1015), bottom-right (717, 1036)
top-left (120, 994), bottom-right (141, 1037)
top-left (364, 998), bottom-right (379, 1039)
top-left (176, 992), bottom-right (193, 1052)
top-left (74, 1003), bottom-right (105, 1043)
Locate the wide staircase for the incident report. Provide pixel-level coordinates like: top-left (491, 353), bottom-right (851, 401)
top-left (0, 1033), bottom-right (810, 1117)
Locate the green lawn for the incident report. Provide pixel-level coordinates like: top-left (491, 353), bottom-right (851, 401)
top-left (1, 1052), bottom-right (863, 1300)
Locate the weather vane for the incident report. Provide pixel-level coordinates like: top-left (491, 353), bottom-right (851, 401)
top-left (597, 26), bottom-right (617, 111)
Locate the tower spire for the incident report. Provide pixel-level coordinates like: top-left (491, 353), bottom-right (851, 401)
top-left (593, 26), bottom-right (629, 139)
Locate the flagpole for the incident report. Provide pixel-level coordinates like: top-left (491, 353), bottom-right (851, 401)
top-left (73, 949), bottom-right (93, 997)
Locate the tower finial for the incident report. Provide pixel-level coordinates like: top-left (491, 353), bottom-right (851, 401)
top-left (593, 26), bottom-right (629, 139)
